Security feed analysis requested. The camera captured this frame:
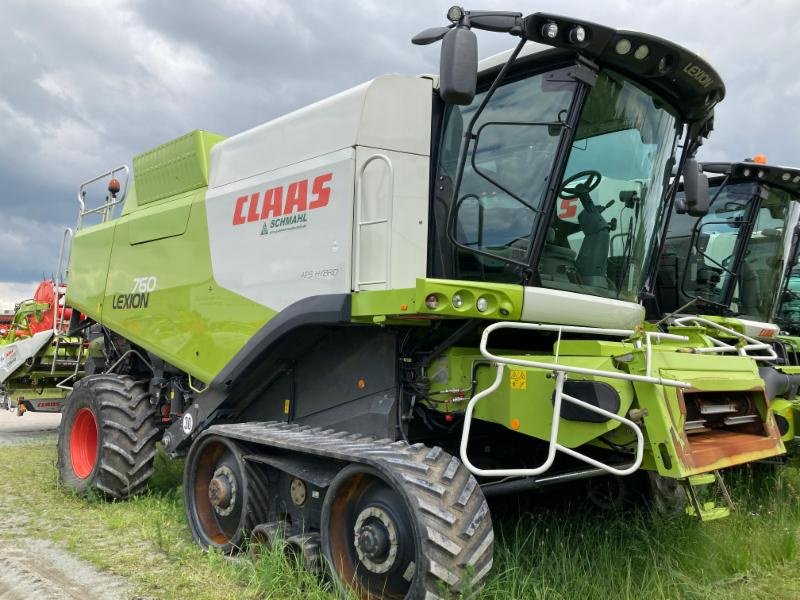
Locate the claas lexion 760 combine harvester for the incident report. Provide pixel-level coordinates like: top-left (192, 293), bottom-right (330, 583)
top-left (653, 158), bottom-right (800, 451)
top-left (54, 7), bottom-right (786, 597)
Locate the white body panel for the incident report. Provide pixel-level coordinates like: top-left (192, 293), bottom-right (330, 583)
top-left (209, 76), bottom-right (433, 189)
top-left (206, 75), bottom-right (433, 309)
top-left (354, 148), bottom-right (429, 291)
top-left (521, 287), bottom-right (645, 329)
top-left (0, 331), bottom-right (53, 383)
top-left (738, 318), bottom-right (780, 339)
top-left (206, 149), bottom-right (356, 311)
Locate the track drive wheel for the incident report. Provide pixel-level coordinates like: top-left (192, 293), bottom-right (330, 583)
top-left (321, 453), bottom-right (493, 599)
top-left (57, 374), bottom-right (158, 498)
top-left (184, 434), bottom-right (269, 553)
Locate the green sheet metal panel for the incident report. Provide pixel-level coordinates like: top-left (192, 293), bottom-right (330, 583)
top-left (133, 130), bottom-right (225, 206)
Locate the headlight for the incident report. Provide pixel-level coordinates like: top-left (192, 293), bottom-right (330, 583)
top-left (569, 26), bottom-right (586, 43)
top-left (615, 38), bottom-right (632, 55)
top-left (541, 21), bottom-right (559, 39)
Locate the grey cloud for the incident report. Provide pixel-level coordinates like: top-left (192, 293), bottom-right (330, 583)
top-left (0, 0), bottom-right (798, 292)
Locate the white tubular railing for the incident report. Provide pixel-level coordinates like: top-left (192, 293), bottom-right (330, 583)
top-left (77, 165), bottom-right (130, 229)
top-left (672, 316), bottom-right (778, 361)
top-left (458, 321), bottom-right (691, 479)
top-left (53, 228), bottom-right (73, 335)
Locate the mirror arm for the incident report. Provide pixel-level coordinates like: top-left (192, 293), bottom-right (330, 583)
top-left (446, 37), bottom-right (527, 255)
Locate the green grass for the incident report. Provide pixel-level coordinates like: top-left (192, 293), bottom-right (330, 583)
top-left (4, 443), bottom-right (800, 599)
top-left (483, 466), bottom-right (800, 600)
top-left (0, 444), bottom-right (335, 599)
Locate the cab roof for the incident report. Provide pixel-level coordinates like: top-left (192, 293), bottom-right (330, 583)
top-left (471, 12), bottom-right (725, 123)
top-left (702, 160), bottom-right (800, 195)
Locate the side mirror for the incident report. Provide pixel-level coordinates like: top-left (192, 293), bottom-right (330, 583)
top-left (439, 26), bottom-right (477, 105)
top-left (682, 158), bottom-right (710, 217)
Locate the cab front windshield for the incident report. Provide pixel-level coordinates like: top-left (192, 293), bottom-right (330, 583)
top-left (437, 66), bottom-right (679, 302)
top-left (668, 181), bottom-right (799, 321)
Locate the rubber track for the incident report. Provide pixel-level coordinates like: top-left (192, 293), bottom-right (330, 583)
top-left (208, 421), bottom-right (494, 599)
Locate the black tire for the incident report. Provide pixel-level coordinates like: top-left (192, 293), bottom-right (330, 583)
top-left (646, 472), bottom-right (687, 516)
top-left (321, 446), bottom-right (494, 600)
top-left (183, 434), bottom-right (269, 554)
top-left (57, 374), bottom-right (158, 499)
top-left (585, 475), bottom-right (629, 512)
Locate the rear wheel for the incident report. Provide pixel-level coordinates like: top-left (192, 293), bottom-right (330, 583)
top-left (184, 434), bottom-right (269, 553)
top-left (57, 374), bottom-right (159, 498)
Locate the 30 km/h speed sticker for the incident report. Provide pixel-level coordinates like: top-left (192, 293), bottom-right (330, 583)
top-left (509, 369), bottom-right (527, 390)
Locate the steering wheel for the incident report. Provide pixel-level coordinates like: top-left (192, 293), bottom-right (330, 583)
top-left (559, 170), bottom-right (603, 199)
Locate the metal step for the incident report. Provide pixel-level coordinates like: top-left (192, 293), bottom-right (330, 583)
top-left (682, 470), bottom-right (733, 521)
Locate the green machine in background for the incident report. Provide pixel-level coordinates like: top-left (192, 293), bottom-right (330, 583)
top-left (0, 279), bottom-right (95, 415)
top-left (654, 157), bottom-right (800, 449)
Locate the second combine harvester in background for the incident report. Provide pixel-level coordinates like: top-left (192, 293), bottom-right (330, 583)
top-left (654, 157), bottom-right (800, 451)
top-left (55, 8), bottom-right (785, 599)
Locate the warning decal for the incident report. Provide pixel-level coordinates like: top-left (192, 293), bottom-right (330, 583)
top-left (510, 369), bottom-right (527, 390)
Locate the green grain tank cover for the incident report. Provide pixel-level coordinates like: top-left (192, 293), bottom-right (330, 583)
top-left (132, 130), bottom-right (226, 206)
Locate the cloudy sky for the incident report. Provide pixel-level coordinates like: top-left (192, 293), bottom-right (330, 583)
top-left (0, 0), bottom-right (797, 309)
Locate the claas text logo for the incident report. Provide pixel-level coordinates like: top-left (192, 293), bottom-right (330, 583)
top-left (232, 172), bottom-right (332, 235)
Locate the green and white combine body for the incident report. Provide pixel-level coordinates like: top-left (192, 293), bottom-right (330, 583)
top-left (56, 10), bottom-right (790, 596)
top-left (657, 160), bottom-right (800, 449)
top-left (68, 61), bottom-right (781, 484)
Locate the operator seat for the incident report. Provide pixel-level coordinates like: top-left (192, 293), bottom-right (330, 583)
top-left (540, 219), bottom-right (578, 284)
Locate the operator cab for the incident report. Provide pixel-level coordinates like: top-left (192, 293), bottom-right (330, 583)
top-left (777, 261), bottom-right (800, 335)
top-left (655, 159), bottom-right (800, 323)
top-left (426, 12), bottom-right (722, 325)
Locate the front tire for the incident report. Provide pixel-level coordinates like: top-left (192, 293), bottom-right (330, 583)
top-left (57, 374), bottom-right (158, 498)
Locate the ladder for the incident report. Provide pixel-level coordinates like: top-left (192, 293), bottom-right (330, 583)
top-left (682, 470), bottom-right (734, 521)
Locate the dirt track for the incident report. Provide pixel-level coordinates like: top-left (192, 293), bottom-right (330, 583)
top-left (0, 409), bottom-right (137, 599)
top-left (0, 409), bottom-right (60, 446)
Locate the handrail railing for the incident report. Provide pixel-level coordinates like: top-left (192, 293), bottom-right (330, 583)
top-left (354, 154), bottom-right (394, 289)
top-left (52, 228), bottom-right (73, 336)
top-left (458, 321), bottom-right (691, 479)
top-left (672, 315), bottom-right (778, 361)
top-left (77, 165), bottom-right (130, 229)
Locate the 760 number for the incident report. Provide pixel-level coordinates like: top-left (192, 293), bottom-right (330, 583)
top-left (132, 276), bottom-right (157, 293)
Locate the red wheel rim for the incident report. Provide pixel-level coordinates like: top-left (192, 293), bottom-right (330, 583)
top-left (70, 408), bottom-right (98, 479)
